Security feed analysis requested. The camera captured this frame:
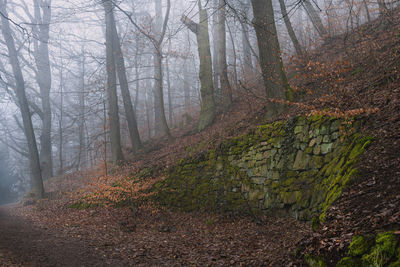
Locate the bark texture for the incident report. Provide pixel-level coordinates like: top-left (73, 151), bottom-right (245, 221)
top-left (218, 0), bottom-right (232, 109)
top-left (181, 1), bottom-right (216, 131)
top-left (112, 20), bottom-right (142, 153)
top-left (240, 1), bottom-right (254, 75)
top-left (103, 0), bottom-right (125, 165)
top-left (278, 0), bottom-right (303, 56)
top-left (302, 0), bottom-right (328, 37)
top-left (212, 0), bottom-right (220, 95)
top-left (251, 0), bottom-right (291, 114)
top-left (33, 0), bottom-right (53, 180)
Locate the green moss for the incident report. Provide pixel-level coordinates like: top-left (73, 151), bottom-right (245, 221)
top-left (336, 257), bottom-right (361, 267)
top-left (155, 116), bottom-right (371, 223)
top-left (348, 235), bottom-right (374, 257)
top-left (305, 254), bottom-right (327, 267)
top-left (362, 232), bottom-right (398, 266)
top-left (311, 216), bottom-right (321, 231)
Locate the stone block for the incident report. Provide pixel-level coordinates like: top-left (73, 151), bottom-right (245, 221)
top-left (330, 120), bottom-right (341, 133)
top-left (294, 125), bottom-right (303, 134)
top-left (323, 135), bottom-right (331, 143)
top-left (300, 143), bottom-right (307, 150)
top-left (313, 145), bottom-right (321, 155)
top-left (251, 177), bottom-right (265, 185)
top-left (331, 131), bottom-right (340, 140)
top-left (309, 138), bottom-right (317, 147)
top-left (320, 125), bottom-right (328, 135)
top-left (321, 143), bottom-right (333, 154)
top-left (316, 135), bottom-right (323, 145)
top-left (293, 150), bottom-right (310, 170)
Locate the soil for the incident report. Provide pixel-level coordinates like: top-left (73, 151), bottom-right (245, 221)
top-left (0, 203), bottom-right (310, 266)
top-left (0, 205), bottom-right (113, 267)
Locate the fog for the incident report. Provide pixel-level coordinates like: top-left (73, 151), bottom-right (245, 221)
top-left (0, 0), bottom-right (390, 197)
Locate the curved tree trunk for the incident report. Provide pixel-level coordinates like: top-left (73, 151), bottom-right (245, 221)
top-left (302, 0), bottom-right (328, 37)
top-left (240, 1), bottom-right (254, 76)
top-left (278, 0), bottom-right (303, 56)
top-left (0, 1), bottom-right (44, 198)
top-left (112, 20), bottom-right (142, 153)
top-left (181, 0), bottom-right (216, 131)
top-left (218, 0), bottom-right (232, 109)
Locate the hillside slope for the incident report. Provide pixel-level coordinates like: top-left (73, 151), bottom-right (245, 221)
top-left (2, 9), bottom-right (400, 267)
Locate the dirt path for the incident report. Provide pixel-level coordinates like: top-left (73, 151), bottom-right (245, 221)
top-left (0, 205), bottom-right (125, 267)
top-left (0, 202), bottom-right (311, 266)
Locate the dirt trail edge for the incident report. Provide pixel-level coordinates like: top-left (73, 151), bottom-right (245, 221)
top-left (0, 205), bottom-right (121, 267)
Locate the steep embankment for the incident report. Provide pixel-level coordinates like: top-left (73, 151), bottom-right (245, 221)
top-left (156, 116), bottom-right (371, 223)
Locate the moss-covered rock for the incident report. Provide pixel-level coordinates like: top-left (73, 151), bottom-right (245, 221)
top-left (305, 254), bottom-right (327, 267)
top-left (362, 232), bottom-right (398, 266)
top-left (337, 231), bottom-right (400, 267)
top-left (155, 116), bottom-right (372, 221)
top-left (336, 257), bottom-right (361, 267)
top-left (348, 235), bottom-right (374, 257)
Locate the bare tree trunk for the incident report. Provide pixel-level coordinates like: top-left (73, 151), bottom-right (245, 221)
top-left (240, 1), bottom-right (254, 75)
top-left (145, 88), bottom-right (152, 139)
top-left (362, 0), bottom-right (371, 23)
top-left (226, 21), bottom-right (239, 89)
top-left (218, 0), bottom-right (232, 109)
top-left (377, 0), bottom-right (388, 16)
top-left (77, 48), bottom-right (86, 170)
top-left (153, 0), bottom-right (163, 135)
top-left (112, 20), bottom-right (142, 153)
top-left (33, 0), bottom-right (53, 180)
top-left (165, 57), bottom-right (173, 126)
top-left (251, 0), bottom-right (292, 114)
top-left (278, 0), bottom-right (303, 56)
top-left (0, 1), bottom-right (44, 198)
top-left (181, 0), bottom-right (216, 131)
top-left (103, 0), bottom-right (124, 165)
top-left (302, 0), bottom-right (328, 37)
top-left (183, 58), bottom-right (191, 114)
top-left (155, 49), bottom-right (172, 138)
top-left (212, 0), bottom-right (220, 96)
top-left (152, 0), bottom-right (172, 138)
top-left (133, 39), bottom-right (140, 113)
top-left (58, 43), bottom-right (64, 175)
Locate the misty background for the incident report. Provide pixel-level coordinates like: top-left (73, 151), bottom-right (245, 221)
top-left (0, 0), bottom-right (393, 203)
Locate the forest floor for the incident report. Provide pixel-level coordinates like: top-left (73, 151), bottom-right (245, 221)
top-left (0, 202), bottom-right (309, 266)
top-left (1, 9), bottom-right (400, 267)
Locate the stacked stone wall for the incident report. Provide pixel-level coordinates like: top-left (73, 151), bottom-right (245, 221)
top-left (156, 116), bottom-right (372, 221)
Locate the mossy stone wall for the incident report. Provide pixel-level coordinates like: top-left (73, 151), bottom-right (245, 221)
top-left (156, 116), bottom-right (372, 221)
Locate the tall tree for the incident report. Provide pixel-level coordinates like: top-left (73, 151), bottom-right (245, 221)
top-left (240, 0), bottom-right (254, 75)
top-left (181, 0), bottom-right (216, 131)
top-left (29, 0), bottom-right (54, 180)
top-left (153, 0), bottom-right (164, 135)
top-left (115, 0), bottom-right (172, 139)
top-left (251, 0), bottom-right (292, 114)
top-left (0, 0), bottom-right (44, 197)
top-left (103, 0), bottom-right (125, 164)
top-left (278, 0), bottom-right (303, 56)
top-left (212, 0), bottom-right (220, 94)
top-left (302, 0), bottom-right (328, 37)
top-left (377, 0), bottom-right (388, 16)
top-left (218, 0), bottom-right (232, 109)
top-left (112, 18), bottom-right (142, 153)
top-left (77, 47), bottom-right (86, 169)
